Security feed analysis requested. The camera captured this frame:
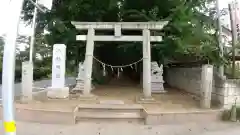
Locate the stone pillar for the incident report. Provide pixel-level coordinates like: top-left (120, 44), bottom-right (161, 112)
top-left (200, 64), bottom-right (213, 109)
top-left (83, 28), bottom-right (95, 96)
top-left (47, 44), bottom-right (69, 99)
top-left (142, 29), bottom-right (152, 99)
top-left (51, 44), bottom-right (66, 88)
top-left (21, 61), bottom-right (33, 101)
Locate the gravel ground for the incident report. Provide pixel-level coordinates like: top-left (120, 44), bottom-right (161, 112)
top-left (0, 121), bottom-right (239, 135)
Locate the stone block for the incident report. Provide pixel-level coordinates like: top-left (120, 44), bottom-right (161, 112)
top-left (78, 93), bottom-right (97, 101)
top-left (145, 115), bottom-right (159, 125)
top-left (200, 97), bottom-right (211, 109)
top-left (217, 95), bottom-right (225, 105)
top-left (136, 95), bottom-right (157, 104)
top-left (151, 76), bottom-right (163, 82)
top-left (21, 61), bottom-right (33, 101)
top-left (72, 78), bottom-right (95, 93)
top-left (174, 113), bottom-right (189, 124)
top-left (217, 87), bottom-right (227, 96)
top-left (158, 113), bottom-right (174, 124)
top-left (212, 94), bottom-right (225, 106)
top-left (32, 91), bottom-right (48, 101)
top-left (15, 108), bottom-right (75, 124)
top-left (47, 87), bottom-right (69, 99)
top-left (166, 67), bottom-right (203, 100)
top-left (187, 113), bottom-right (201, 122)
top-left (227, 95), bottom-right (240, 105)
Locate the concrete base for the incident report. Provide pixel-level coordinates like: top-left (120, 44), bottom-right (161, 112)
top-left (47, 87), bottom-right (69, 99)
top-left (152, 90), bottom-right (167, 94)
top-left (200, 97), bottom-right (211, 109)
top-left (19, 91), bottom-right (48, 103)
top-left (145, 109), bottom-right (223, 125)
top-left (0, 104), bottom-right (76, 125)
top-left (99, 100), bottom-right (125, 105)
top-left (136, 95), bottom-right (156, 104)
top-left (33, 91), bottom-right (48, 102)
top-left (71, 78), bottom-right (95, 93)
top-left (20, 96), bottom-right (33, 103)
top-left (78, 93), bottom-right (97, 101)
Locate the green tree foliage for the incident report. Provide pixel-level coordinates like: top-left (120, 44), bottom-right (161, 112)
top-left (21, 0), bottom-right (224, 71)
top-left (0, 36), bottom-right (4, 70)
top-left (0, 36), bottom-right (4, 46)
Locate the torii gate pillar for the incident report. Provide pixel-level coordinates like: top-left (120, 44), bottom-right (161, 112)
top-left (83, 28), bottom-right (95, 97)
top-left (142, 29), bottom-right (152, 99)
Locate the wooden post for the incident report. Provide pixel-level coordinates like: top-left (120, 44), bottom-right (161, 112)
top-left (142, 29), bottom-right (152, 98)
top-left (83, 28), bottom-right (95, 96)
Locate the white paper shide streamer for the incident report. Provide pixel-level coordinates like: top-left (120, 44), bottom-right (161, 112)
top-left (93, 56), bottom-right (143, 77)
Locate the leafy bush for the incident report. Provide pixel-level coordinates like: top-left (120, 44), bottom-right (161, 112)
top-left (225, 63), bottom-right (240, 79)
top-left (33, 67), bottom-right (51, 80)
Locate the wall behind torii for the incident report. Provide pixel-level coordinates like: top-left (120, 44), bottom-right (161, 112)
top-left (165, 67), bottom-right (202, 98)
top-left (165, 66), bottom-right (240, 109)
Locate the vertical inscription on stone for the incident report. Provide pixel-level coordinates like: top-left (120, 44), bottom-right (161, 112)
top-left (51, 44), bottom-right (66, 88)
top-left (21, 61), bottom-right (33, 101)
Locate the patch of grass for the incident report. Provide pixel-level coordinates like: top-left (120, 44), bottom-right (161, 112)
top-left (222, 110), bottom-right (231, 121)
top-left (222, 106), bottom-right (240, 121)
top-left (237, 107), bottom-right (240, 119)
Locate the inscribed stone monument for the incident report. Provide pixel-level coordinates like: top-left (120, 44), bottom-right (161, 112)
top-left (21, 61), bottom-right (33, 101)
top-left (47, 44), bottom-right (69, 98)
top-left (200, 64), bottom-right (213, 108)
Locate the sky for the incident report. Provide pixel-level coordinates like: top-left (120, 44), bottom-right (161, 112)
top-left (0, 0), bottom-right (31, 36)
top-left (0, 0), bottom-right (236, 37)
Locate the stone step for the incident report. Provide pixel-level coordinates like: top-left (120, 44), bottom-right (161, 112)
top-left (76, 118), bottom-right (143, 124)
top-left (76, 111), bottom-right (143, 119)
top-left (151, 87), bottom-right (164, 89)
top-left (78, 108), bottom-right (143, 113)
top-left (145, 110), bottom-right (223, 125)
top-left (76, 104), bottom-right (144, 122)
top-left (77, 104), bottom-right (143, 110)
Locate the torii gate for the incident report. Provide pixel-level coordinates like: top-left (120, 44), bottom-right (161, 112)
top-left (71, 21), bottom-right (168, 100)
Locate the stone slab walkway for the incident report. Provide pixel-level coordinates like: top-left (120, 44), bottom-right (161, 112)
top-left (0, 121), bottom-right (239, 135)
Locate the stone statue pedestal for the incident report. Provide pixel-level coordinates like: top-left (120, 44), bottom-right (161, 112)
top-left (72, 61), bottom-right (95, 99)
top-left (72, 78), bottom-right (95, 93)
top-left (72, 77), bottom-right (96, 100)
top-left (72, 78), bottom-right (84, 92)
top-left (151, 62), bottom-right (166, 93)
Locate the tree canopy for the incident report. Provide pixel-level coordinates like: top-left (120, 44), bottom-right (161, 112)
top-left (21, 0), bottom-right (224, 71)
